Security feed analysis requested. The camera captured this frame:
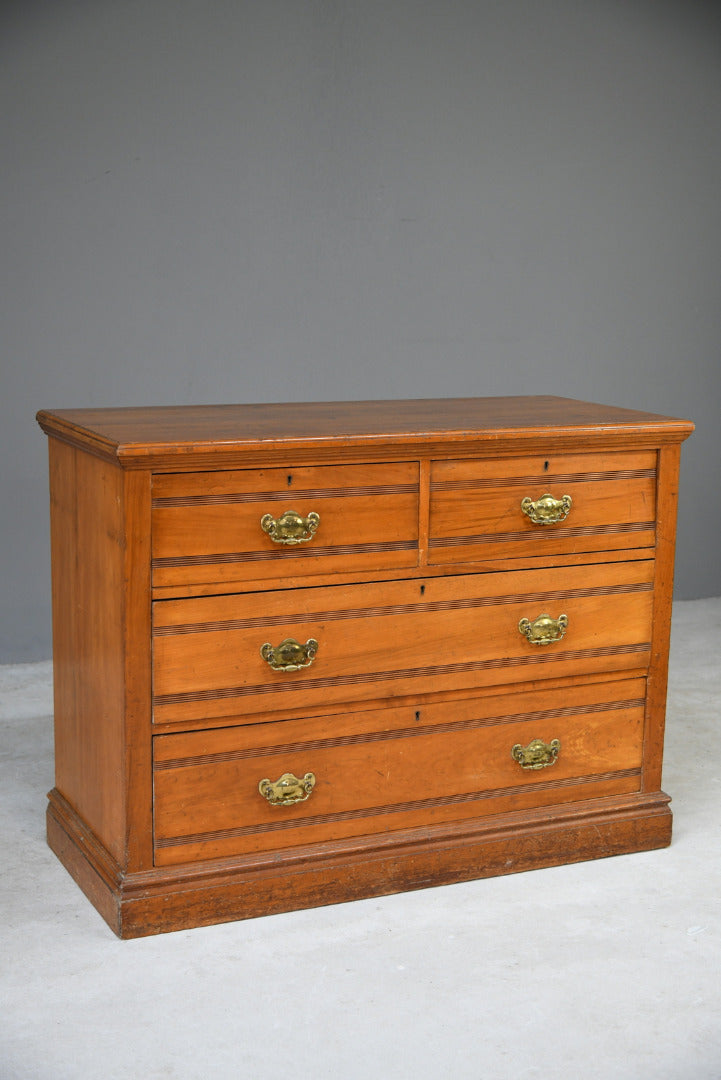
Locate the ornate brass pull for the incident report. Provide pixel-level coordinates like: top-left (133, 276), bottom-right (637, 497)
top-left (511, 738), bottom-right (561, 770)
top-left (521, 493), bottom-right (572, 525)
top-left (259, 772), bottom-right (316, 805)
top-left (260, 637), bottom-right (319, 672)
top-left (518, 613), bottom-right (568, 645)
top-left (260, 509), bottom-right (320, 545)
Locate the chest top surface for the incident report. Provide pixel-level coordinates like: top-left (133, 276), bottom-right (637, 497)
top-left (36, 395), bottom-right (694, 469)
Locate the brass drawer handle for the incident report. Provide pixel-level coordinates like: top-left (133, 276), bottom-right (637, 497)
top-left (260, 637), bottom-right (318, 671)
top-left (259, 771), bottom-right (316, 806)
top-left (512, 738), bottom-right (561, 770)
top-left (521, 493), bottom-right (572, 525)
top-left (260, 509), bottom-right (320, 545)
top-left (518, 613), bottom-right (568, 645)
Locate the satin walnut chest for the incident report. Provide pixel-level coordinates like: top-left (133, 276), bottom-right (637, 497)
top-left (37, 396), bottom-right (693, 937)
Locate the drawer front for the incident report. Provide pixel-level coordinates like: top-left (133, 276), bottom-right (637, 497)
top-left (152, 462), bottom-right (419, 588)
top-left (429, 450), bottom-right (656, 565)
top-left (153, 677), bottom-right (647, 865)
top-left (152, 560), bottom-right (654, 725)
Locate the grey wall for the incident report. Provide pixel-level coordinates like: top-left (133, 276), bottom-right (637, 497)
top-left (2, 0), bottom-right (720, 662)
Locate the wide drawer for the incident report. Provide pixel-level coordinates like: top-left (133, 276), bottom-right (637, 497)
top-left (152, 560), bottom-right (654, 725)
top-left (153, 676), bottom-right (647, 865)
top-left (152, 461), bottom-right (419, 588)
top-left (429, 450), bottom-right (656, 565)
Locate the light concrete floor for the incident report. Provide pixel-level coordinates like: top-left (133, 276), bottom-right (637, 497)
top-left (1, 599), bottom-right (720, 1080)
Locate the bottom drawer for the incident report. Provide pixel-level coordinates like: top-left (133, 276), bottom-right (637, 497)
top-left (153, 677), bottom-right (647, 866)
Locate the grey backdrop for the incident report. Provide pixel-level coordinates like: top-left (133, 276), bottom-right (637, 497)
top-left (2, 0), bottom-right (719, 663)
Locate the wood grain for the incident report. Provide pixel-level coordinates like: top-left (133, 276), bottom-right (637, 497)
top-left (48, 441), bottom-right (128, 864)
top-left (152, 561), bottom-right (654, 724)
top-left (37, 397), bottom-right (695, 471)
top-left (48, 787), bottom-right (672, 937)
top-left (643, 445), bottom-right (683, 793)
top-left (38, 397), bottom-right (692, 936)
top-left (429, 449), bottom-right (656, 563)
top-left (153, 678), bottom-right (646, 864)
top-left (152, 461), bottom-right (419, 587)
top-left (46, 442), bottom-right (154, 872)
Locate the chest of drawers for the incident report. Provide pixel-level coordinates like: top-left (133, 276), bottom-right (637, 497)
top-left (37, 397), bottom-right (693, 937)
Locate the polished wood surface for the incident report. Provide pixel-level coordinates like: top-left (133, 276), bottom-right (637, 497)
top-left (37, 396), bottom-right (694, 469)
top-left (38, 397), bottom-right (693, 936)
top-left (48, 441), bottom-right (128, 864)
top-left (46, 440), bottom-right (154, 873)
top-left (153, 677), bottom-right (646, 865)
top-left (152, 561), bottom-right (654, 725)
top-left (152, 461), bottom-right (419, 588)
top-left (47, 784), bottom-right (673, 938)
top-left (429, 449), bottom-right (657, 564)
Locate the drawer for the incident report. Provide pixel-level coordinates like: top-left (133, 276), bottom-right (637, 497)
top-left (153, 676), bottom-right (647, 865)
top-left (152, 461), bottom-right (419, 588)
top-left (152, 560), bottom-right (654, 725)
top-left (429, 450), bottom-right (656, 565)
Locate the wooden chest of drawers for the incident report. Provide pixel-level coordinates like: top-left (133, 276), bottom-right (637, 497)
top-left (37, 397), bottom-right (693, 937)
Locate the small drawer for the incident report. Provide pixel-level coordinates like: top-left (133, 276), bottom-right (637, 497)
top-left (152, 677), bottom-right (647, 865)
top-left (152, 560), bottom-right (654, 725)
top-left (429, 450), bottom-right (656, 565)
top-left (152, 461), bottom-right (419, 588)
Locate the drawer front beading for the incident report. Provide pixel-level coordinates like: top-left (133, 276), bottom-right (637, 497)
top-left (152, 461), bottom-right (419, 587)
top-left (429, 450), bottom-right (656, 564)
top-left (152, 678), bottom-right (647, 865)
top-left (152, 561), bottom-right (654, 725)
